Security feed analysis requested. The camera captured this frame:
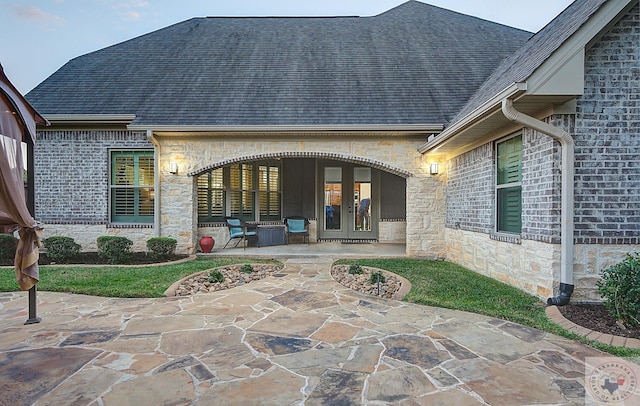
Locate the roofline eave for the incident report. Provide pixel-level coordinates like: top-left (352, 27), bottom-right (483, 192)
top-left (129, 123), bottom-right (445, 134)
top-left (418, 82), bottom-right (526, 154)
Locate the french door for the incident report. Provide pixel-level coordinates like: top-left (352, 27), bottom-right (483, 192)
top-left (318, 161), bottom-right (377, 240)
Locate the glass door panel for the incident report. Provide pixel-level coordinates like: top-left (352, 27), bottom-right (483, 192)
top-left (354, 167), bottom-right (371, 232)
top-left (324, 167), bottom-right (342, 231)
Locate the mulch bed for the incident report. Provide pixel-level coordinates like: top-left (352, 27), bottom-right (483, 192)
top-left (0, 252), bottom-right (189, 266)
top-left (559, 303), bottom-right (640, 339)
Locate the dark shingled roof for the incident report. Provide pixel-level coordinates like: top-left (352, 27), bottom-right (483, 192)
top-left (451, 0), bottom-right (607, 123)
top-left (26, 1), bottom-right (531, 127)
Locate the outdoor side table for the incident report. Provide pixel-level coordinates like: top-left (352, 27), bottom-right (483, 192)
top-left (257, 225), bottom-right (286, 247)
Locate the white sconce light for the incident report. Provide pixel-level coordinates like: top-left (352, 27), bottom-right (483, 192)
top-left (430, 162), bottom-right (439, 175)
top-left (169, 162), bottom-right (178, 175)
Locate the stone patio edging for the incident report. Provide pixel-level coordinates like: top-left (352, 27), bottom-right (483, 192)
top-left (545, 305), bottom-right (640, 349)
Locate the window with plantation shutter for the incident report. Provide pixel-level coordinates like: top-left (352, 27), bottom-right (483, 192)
top-left (496, 134), bottom-right (522, 234)
top-left (197, 168), bottom-right (224, 222)
top-left (197, 161), bottom-right (282, 223)
top-left (259, 163), bottom-right (281, 220)
top-left (110, 151), bottom-right (154, 223)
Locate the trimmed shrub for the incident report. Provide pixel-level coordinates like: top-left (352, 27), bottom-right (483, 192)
top-left (97, 236), bottom-right (133, 264)
top-left (208, 269), bottom-right (224, 284)
top-left (43, 236), bottom-right (81, 263)
top-left (348, 264), bottom-right (363, 275)
top-left (597, 253), bottom-right (640, 329)
top-left (369, 271), bottom-right (386, 284)
top-left (146, 237), bottom-right (177, 260)
top-left (0, 234), bottom-right (18, 261)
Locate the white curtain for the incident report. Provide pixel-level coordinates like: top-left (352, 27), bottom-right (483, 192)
top-left (0, 66), bottom-right (46, 290)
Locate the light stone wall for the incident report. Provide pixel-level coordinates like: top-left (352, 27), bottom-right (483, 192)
top-left (573, 244), bottom-right (640, 302)
top-left (406, 174), bottom-right (446, 258)
top-left (156, 134), bottom-right (443, 255)
top-left (445, 228), bottom-right (560, 299)
top-left (42, 224), bottom-right (155, 252)
top-left (379, 221), bottom-right (406, 243)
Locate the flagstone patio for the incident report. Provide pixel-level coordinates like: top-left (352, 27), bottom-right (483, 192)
top-left (0, 255), bottom-right (634, 405)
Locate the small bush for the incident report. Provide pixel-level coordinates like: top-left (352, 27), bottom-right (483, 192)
top-left (97, 236), bottom-right (133, 264)
top-left (597, 253), bottom-right (640, 329)
top-left (349, 264), bottom-right (363, 275)
top-left (241, 264), bottom-right (254, 273)
top-left (43, 236), bottom-right (81, 263)
top-left (146, 237), bottom-right (177, 260)
top-left (0, 234), bottom-right (18, 261)
top-left (208, 269), bottom-right (224, 284)
top-left (369, 271), bottom-right (386, 284)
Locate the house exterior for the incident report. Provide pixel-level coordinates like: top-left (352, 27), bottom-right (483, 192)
top-left (26, 0), bottom-right (639, 303)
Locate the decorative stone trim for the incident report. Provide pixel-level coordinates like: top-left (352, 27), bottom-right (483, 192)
top-left (188, 151), bottom-right (413, 178)
top-left (44, 221), bottom-right (106, 225)
top-left (380, 218), bottom-right (406, 222)
top-left (107, 223), bottom-right (154, 229)
top-left (490, 232), bottom-right (521, 244)
top-left (575, 237), bottom-right (640, 245)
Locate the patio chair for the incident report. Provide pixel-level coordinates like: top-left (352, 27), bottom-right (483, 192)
top-left (284, 216), bottom-right (309, 245)
top-left (223, 217), bottom-right (257, 249)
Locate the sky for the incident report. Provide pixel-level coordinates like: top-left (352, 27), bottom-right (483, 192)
top-left (1, 0), bottom-right (575, 95)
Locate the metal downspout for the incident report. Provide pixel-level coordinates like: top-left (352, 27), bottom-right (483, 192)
top-left (147, 130), bottom-right (161, 237)
top-left (501, 98), bottom-right (575, 305)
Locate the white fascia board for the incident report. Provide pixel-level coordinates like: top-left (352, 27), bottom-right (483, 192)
top-left (44, 114), bottom-right (137, 124)
top-left (128, 124), bottom-right (445, 133)
top-left (417, 83), bottom-right (526, 154)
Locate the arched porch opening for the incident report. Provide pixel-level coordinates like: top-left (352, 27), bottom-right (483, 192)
top-left (192, 152), bottom-right (410, 243)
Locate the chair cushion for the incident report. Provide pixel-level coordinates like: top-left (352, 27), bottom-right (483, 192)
top-left (288, 219), bottom-right (306, 233)
top-left (227, 219), bottom-right (241, 226)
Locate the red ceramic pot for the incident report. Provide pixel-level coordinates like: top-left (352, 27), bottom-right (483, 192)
top-left (199, 236), bottom-right (215, 253)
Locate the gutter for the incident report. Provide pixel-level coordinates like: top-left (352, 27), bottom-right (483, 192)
top-left (128, 123), bottom-right (444, 134)
top-left (501, 98), bottom-right (575, 305)
top-left (418, 83), bottom-right (527, 154)
top-left (146, 130), bottom-right (161, 237)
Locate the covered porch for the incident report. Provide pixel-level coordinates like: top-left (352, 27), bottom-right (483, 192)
top-left (200, 241), bottom-right (407, 259)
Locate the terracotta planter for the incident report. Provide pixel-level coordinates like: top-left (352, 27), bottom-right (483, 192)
top-left (199, 236), bottom-right (215, 253)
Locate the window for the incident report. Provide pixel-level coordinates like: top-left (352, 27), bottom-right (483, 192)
top-left (197, 161), bottom-right (281, 222)
top-left (496, 134), bottom-right (522, 233)
top-left (198, 168), bottom-right (224, 222)
top-left (110, 150), bottom-right (154, 223)
top-left (259, 163), bottom-right (281, 220)
top-left (230, 163), bottom-right (255, 220)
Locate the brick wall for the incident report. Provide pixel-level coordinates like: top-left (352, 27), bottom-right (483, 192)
top-left (574, 2), bottom-right (640, 245)
top-left (445, 143), bottom-right (493, 233)
top-left (34, 130), bottom-right (153, 224)
top-left (521, 124), bottom-right (563, 244)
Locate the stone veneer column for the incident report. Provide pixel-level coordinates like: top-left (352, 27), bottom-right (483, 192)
top-left (406, 171), bottom-right (445, 258)
top-left (158, 142), bottom-right (197, 254)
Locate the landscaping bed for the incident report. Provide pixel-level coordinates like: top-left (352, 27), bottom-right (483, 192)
top-left (0, 252), bottom-right (189, 266)
top-left (559, 303), bottom-right (640, 339)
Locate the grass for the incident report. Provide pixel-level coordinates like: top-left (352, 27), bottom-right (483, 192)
top-left (336, 258), bottom-right (640, 358)
top-left (1, 256), bottom-right (638, 357)
top-left (0, 257), bottom-right (281, 298)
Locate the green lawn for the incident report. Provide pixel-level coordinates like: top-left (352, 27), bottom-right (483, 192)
top-left (336, 258), bottom-right (640, 358)
top-left (1, 256), bottom-right (637, 357)
top-left (0, 257), bottom-right (280, 298)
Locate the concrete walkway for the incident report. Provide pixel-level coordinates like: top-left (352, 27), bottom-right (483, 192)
top-left (0, 252), bottom-right (630, 405)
